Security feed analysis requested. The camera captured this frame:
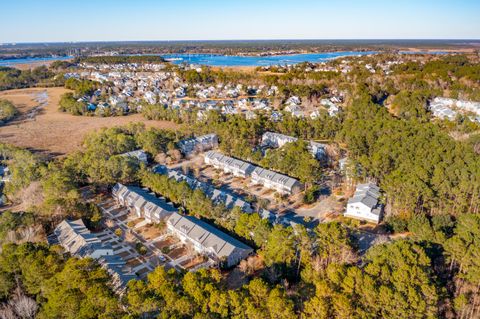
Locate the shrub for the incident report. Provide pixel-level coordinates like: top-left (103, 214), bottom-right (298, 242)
top-left (385, 215), bottom-right (409, 233)
top-left (0, 99), bottom-right (18, 123)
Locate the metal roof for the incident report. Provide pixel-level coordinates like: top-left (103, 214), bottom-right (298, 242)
top-left (167, 212), bottom-right (253, 259)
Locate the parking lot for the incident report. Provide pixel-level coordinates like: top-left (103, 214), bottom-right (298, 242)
top-left (98, 198), bottom-right (213, 272)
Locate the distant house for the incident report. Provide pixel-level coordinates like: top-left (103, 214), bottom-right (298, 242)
top-left (245, 110), bottom-right (257, 120)
top-left (284, 104), bottom-right (304, 118)
top-left (178, 134), bottom-right (219, 156)
top-left (345, 183), bottom-right (383, 224)
top-left (429, 97), bottom-right (480, 123)
top-left (53, 219), bottom-right (136, 292)
top-left (261, 132), bottom-right (327, 160)
top-left (87, 103), bottom-right (97, 111)
top-left (204, 151), bottom-right (255, 178)
top-left (261, 131), bottom-right (297, 148)
top-left (310, 110), bottom-right (321, 119)
top-left (270, 111), bottom-right (283, 122)
top-left (144, 91), bottom-right (157, 104)
top-left (112, 183), bottom-right (177, 223)
top-left (0, 165), bottom-right (9, 182)
top-left (120, 150), bottom-right (149, 164)
top-left (167, 212), bottom-right (253, 267)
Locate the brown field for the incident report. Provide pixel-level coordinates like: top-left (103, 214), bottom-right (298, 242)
top-left (0, 87), bottom-right (180, 157)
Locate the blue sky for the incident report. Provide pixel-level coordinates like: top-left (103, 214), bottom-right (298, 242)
top-left (1, 0), bottom-right (479, 42)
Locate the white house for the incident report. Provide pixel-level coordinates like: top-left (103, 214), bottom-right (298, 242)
top-left (345, 183), bottom-right (383, 224)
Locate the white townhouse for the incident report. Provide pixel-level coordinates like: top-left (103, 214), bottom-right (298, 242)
top-left (204, 151), bottom-right (302, 195)
top-left (112, 183), bottom-right (177, 223)
top-left (53, 219), bottom-right (136, 292)
top-left (251, 167), bottom-right (303, 195)
top-left (154, 165), bottom-right (254, 214)
top-left (54, 219), bottom-right (114, 259)
top-left (167, 212), bottom-right (253, 267)
top-left (178, 134), bottom-right (219, 156)
top-left (204, 151), bottom-right (256, 178)
top-left (345, 183), bottom-right (383, 224)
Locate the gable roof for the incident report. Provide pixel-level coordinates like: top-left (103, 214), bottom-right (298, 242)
top-left (114, 183), bottom-right (176, 213)
top-left (252, 167), bottom-right (300, 189)
top-left (348, 183), bottom-right (381, 210)
top-left (54, 219), bottom-right (112, 258)
top-left (167, 212), bottom-right (253, 259)
top-left (204, 151), bottom-right (255, 174)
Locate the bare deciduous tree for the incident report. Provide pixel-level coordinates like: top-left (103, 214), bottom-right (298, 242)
top-left (0, 304), bottom-right (17, 319)
top-left (9, 290), bottom-right (38, 319)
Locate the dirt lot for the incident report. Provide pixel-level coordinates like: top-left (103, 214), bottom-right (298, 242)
top-left (168, 245), bottom-right (189, 259)
top-left (153, 237), bottom-right (178, 250)
top-left (137, 224), bottom-right (164, 240)
top-left (0, 87), bottom-right (180, 156)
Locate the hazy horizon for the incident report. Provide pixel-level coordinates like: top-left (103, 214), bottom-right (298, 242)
top-left (1, 0), bottom-right (479, 43)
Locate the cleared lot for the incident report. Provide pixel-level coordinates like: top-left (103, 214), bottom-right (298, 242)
top-left (0, 87), bottom-right (179, 156)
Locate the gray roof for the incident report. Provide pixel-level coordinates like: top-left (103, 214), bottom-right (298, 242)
top-left (113, 183), bottom-right (177, 215)
top-left (204, 151), bottom-right (256, 175)
top-left (120, 150), bottom-right (148, 163)
top-left (348, 183), bottom-right (381, 211)
top-left (178, 133), bottom-right (218, 154)
top-left (167, 212), bottom-right (253, 259)
top-left (54, 219), bottom-right (136, 290)
top-left (252, 167), bottom-right (300, 189)
top-left (54, 219), bottom-right (112, 258)
top-left (204, 151), bottom-right (301, 192)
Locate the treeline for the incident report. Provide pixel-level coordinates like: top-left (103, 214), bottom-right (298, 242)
top-left (64, 78), bottom-right (99, 96)
top-left (0, 99), bottom-right (18, 123)
top-left (0, 66), bottom-right (60, 91)
top-left (77, 55), bottom-right (166, 64)
top-left (394, 54), bottom-right (480, 83)
top-left (178, 67), bottom-right (255, 85)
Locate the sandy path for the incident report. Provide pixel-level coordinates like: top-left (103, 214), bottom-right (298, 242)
top-left (0, 87), bottom-right (180, 157)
